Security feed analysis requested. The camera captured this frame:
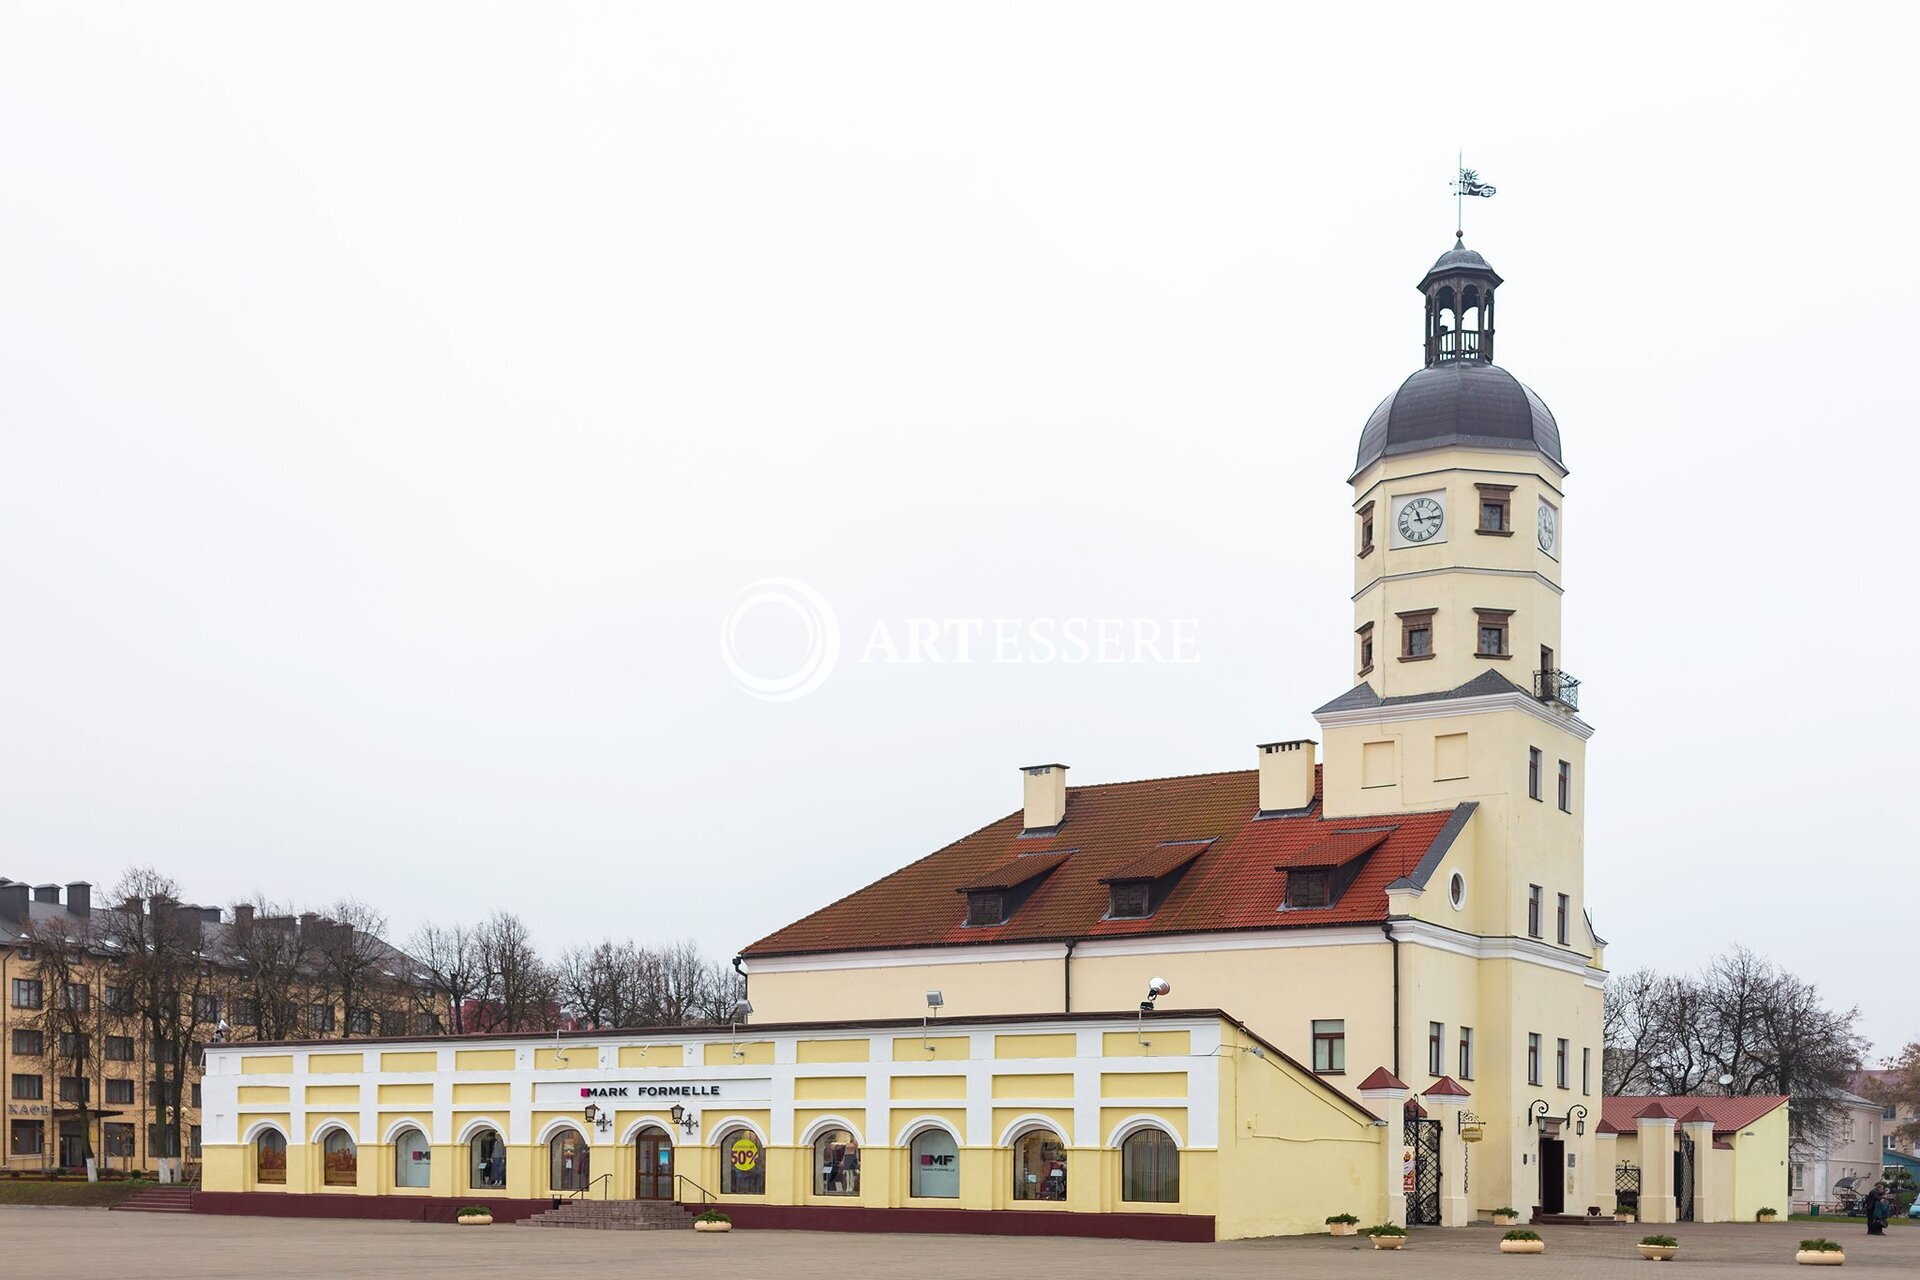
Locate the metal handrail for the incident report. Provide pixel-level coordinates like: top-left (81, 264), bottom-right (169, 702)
top-left (567, 1171), bottom-right (614, 1202)
top-left (674, 1172), bottom-right (716, 1205)
top-left (1533, 668), bottom-right (1580, 712)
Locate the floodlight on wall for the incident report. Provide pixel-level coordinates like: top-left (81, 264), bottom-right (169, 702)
top-left (730, 999), bottom-right (754, 1059)
top-left (922, 990), bottom-right (944, 1054)
top-left (1137, 977), bottom-right (1171, 1047)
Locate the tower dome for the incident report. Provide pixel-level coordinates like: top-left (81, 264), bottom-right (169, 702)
top-left (1352, 238), bottom-right (1563, 478)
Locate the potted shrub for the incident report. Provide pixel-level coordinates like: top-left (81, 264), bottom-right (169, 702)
top-left (1795, 1239), bottom-right (1844, 1267)
top-left (1491, 1206), bottom-right (1521, 1227)
top-left (1327, 1213), bottom-right (1360, 1237)
top-left (1757, 1207), bottom-right (1780, 1223)
top-left (1616, 1206), bottom-right (1638, 1224)
top-left (1364, 1223), bottom-right (1408, 1250)
top-left (694, 1209), bottom-right (734, 1234)
top-left (1500, 1228), bottom-right (1545, 1255)
top-left (455, 1205), bottom-right (493, 1227)
top-left (1638, 1234), bottom-right (1679, 1262)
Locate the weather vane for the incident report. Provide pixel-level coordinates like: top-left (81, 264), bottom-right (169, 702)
top-left (1452, 151), bottom-right (1496, 239)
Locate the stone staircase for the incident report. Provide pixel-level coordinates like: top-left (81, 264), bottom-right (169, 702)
top-left (113, 1186), bottom-right (198, 1214)
top-left (522, 1199), bottom-right (694, 1231)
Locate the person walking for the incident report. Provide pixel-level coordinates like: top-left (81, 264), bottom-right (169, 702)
top-left (1864, 1182), bottom-right (1889, 1236)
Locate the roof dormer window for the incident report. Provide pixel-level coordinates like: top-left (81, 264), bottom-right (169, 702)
top-left (965, 891), bottom-right (1007, 927)
top-left (1107, 881), bottom-right (1151, 920)
top-left (1286, 869), bottom-right (1332, 908)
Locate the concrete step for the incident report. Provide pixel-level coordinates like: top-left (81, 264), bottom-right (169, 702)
top-left (522, 1200), bottom-right (693, 1231)
top-left (114, 1188), bottom-right (199, 1213)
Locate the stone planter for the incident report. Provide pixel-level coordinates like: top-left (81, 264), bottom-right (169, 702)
top-left (1499, 1240), bottom-right (1545, 1254)
top-left (1371, 1235), bottom-right (1406, 1250)
top-left (1615, 1213), bottom-right (1638, 1225)
top-left (694, 1220), bottom-right (733, 1233)
top-left (1637, 1245), bottom-right (1678, 1262)
top-left (1328, 1222), bottom-right (1358, 1237)
top-left (1794, 1251), bottom-right (1844, 1267)
top-left (1758, 1213), bottom-right (1779, 1223)
top-left (455, 1214), bottom-right (492, 1227)
top-left (1492, 1214), bottom-right (1519, 1227)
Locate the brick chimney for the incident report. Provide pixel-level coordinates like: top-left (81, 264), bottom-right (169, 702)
top-left (1257, 739), bottom-right (1317, 813)
top-left (0, 881), bottom-right (26, 923)
top-left (233, 903), bottom-right (255, 928)
top-left (65, 882), bottom-right (91, 917)
top-left (1020, 764), bottom-right (1068, 832)
top-left (33, 884), bottom-right (60, 904)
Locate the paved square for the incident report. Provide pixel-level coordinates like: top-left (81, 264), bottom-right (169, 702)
top-left (10, 1210), bottom-right (1914, 1278)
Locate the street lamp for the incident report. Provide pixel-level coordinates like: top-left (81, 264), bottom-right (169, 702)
top-left (669, 1103), bottom-right (699, 1137)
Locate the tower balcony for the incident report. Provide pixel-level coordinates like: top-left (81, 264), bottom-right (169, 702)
top-left (1533, 668), bottom-right (1580, 712)
top-left (1433, 328), bottom-right (1489, 361)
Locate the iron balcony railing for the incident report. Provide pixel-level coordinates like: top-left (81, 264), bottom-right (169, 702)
top-left (1534, 668), bottom-right (1580, 712)
top-left (1433, 328), bottom-right (1487, 361)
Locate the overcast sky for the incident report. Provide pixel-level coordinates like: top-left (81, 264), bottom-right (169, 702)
top-left (2, 4), bottom-right (1915, 1054)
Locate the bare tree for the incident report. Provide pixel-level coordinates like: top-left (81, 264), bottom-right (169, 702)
top-left (218, 899), bottom-right (311, 1041)
top-left (406, 920), bottom-right (484, 1035)
top-left (20, 913), bottom-right (122, 1179)
top-left (1604, 946), bottom-right (1866, 1144)
top-left (473, 911), bottom-right (559, 1033)
top-left (308, 899), bottom-right (394, 1036)
top-left (556, 940), bottom-right (648, 1029)
top-left (101, 867), bottom-right (217, 1177)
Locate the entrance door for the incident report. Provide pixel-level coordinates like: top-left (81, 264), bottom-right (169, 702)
top-left (58, 1122), bottom-right (87, 1170)
top-left (1538, 1136), bottom-right (1565, 1214)
top-left (636, 1132), bottom-right (675, 1200)
top-left (1403, 1111), bottom-right (1442, 1225)
top-left (1674, 1132), bottom-right (1696, 1222)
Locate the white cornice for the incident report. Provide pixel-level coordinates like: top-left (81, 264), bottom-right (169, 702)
top-left (742, 942), bottom-right (1068, 974)
top-left (1353, 565), bottom-right (1564, 599)
top-left (1315, 690), bottom-right (1595, 741)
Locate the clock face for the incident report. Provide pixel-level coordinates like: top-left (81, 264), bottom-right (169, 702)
top-left (1396, 496), bottom-right (1444, 543)
top-left (1538, 501), bottom-right (1558, 553)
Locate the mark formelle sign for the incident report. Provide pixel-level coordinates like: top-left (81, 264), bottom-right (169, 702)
top-left (578, 1084), bottom-right (724, 1100)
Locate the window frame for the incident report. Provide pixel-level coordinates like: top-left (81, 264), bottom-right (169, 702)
top-left (1357, 622), bottom-right (1375, 677)
top-left (1475, 482), bottom-right (1515, 535)
top-left (1527, 884), bottom-right (1543, 939)
top-left (1557, 760), bottom-right (1572, 812)
top-left (1474, 607), bottom-right (1513, 659)
top-left (1527, 1033), bottom-right (1542, 1086)
top-left (1011, 1128), bottom-right (1069, 1202)
top-left (964, 890), bottom-right (1007, 928)
top-left (721, 1128), bottom-right (766, 1196)
top-left (105, 1078), bottom-right (135, 1105)
top-left (1120, 1127), bottom-right (1180, 1204)
top-left (1107, 880), bottom-right (1152, 921)
top-left (1427, 1021), bottom-right (1444, 1077)
top-left (12, 1073), bottom-right (44, 1101)
top-left (322, 1129), bottom-right (358, 1188)
top-left (1459, 1026), bottom-right (1474, 1080)
top-left (1556, 1038), bottom-right (1570, 1090)
top-left (1528, 747), bottom-right (1542, 801)
top-left (1397, 609), bottom-right (1436, 662)
top-left (811, 1128), bottom-right (862, 1197)
top-left (1357, 502), bottom-right (1376, 558)
top-left (1286, 868), bottom-right (1333, 909)
top-left (256, 1129), bottom-right (288, 1185)
top-left (1311, 1019), bottom-right (1346, 1074)
top-left (10, 1028), bottom-right (43, 1057)
top-left (1557, 893), bottom-right (1571, 945)
top-left (548, 1129), bottom-right (590, 1193)
top-left (908, 1128), bottom-right (960, 1199)
top-left (11, 978), bottom-right (44, 1010)
top-left (1582, 1046), bottom-right (1592, 1096)
top-left (105, 1035), bottom-right (134, 1062)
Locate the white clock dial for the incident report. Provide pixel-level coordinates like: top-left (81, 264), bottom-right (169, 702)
top-left (1396, 496), bottom-right (1444, 543)
top-left (1537, 502), bottom-right (1557, 553)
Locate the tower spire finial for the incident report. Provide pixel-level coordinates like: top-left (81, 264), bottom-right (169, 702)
top-left (1452, 156), bottom-right (1497, 240)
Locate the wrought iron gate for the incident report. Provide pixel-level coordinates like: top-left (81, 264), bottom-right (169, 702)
top-left (1404, 1114), bottom-right (1442, 1225)
top-left (1675, 1131), bottom-right (1696, 1222)
top-left (1614, 1161), bottom-right (1641, 1216)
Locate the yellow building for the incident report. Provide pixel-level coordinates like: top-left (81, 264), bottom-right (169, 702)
top-left (200, 1011), bottom-right (1396, 1239)
top-left (739, 236), bottom-right (1607, 1226)
top-left (200, 235), bottom-right (1609, 1237)
top-left (1601, 1096), bottom-right (1790, 1223)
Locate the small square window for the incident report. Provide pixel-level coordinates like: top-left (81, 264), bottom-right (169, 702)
top-left (1475, 608), bottom-right (1513, 658)
top-left (1357, 623), bottom-right (1375, 677)
top-left (1312, 1020), bottom-right (1345, 1074)
top-left (1475, 483), bottom-right (1515, 535)
top-left (1358, 502), bottom-right (1376, 557)
top-left (1286, 869), bottom-right (1332, 909)
top-left (966, 891), bottom-right (1006, 927)
top-left (1398, 610), bottom-right (1436, 661)
top-left (1108, 881), bottom-right (1151, 920)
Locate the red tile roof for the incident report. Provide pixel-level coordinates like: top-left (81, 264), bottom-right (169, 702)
top-left (1423, 1076), bottom-right (1471, 1098)
top-left (1603, 1095), bottom-right (1789, 1136)
top-left (957, 852), bottom-right (1072, 893)
top-left (1358, 1068), bottom-right (1409, 1092)
top-left (1101, 840), bottom-right (1213, 883)
top-left (743, 768), bottom-right (1465, 957)
top-left (1277, 828), bottom-right (1392, 869)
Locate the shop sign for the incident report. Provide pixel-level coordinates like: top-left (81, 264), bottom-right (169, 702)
top-left (532, 1078), bottom-right (770, 1106)
top-left (7, 1103), bottom-right (51, 1118)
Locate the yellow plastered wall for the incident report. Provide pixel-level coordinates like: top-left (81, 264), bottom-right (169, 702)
top-left (1102, 1031), bottom-right (1191, 1058)
top-left (535, 1047), bottom-right (586, 1070)
top-left (705, 1041), bottom-right (774, 1066)
top-left (1731, 1105), bottom-right (1790, 1221)
top-left (994, 1033), bottom-right (1075, 1059)
top-left (306, 1085), bottom-right (360, 1106)
top-left (992, 1074), bottom-right (1074, 1099)
top-left (793, 1076), bottom-right (865, 1101)
top-left (891, 1075), bottom-right (966, 1101)
top-left (796, 1039), bottom-right (870, 1063)
top-left (308, 1053), bottom-right (363, 1074)
top-left (380, 1051), bottom-right (437, 1073)
top-left (237, 1086), bottom-right (288, 1104)
top-left (1100, 1072), bottom-right (1187, 1098)
top-left (453, 1083), bottom-right (509, 1105)
top-left (617, 1044), bottom-right (682, 1067)
top-left (377, 1084), bottom-right (433, 1106)
top-left (241, 1055), bottom-right (293, 1075)
top-left (896, 1036), bottom-right (968, 1061)
top-left (455, 1049), bottom-right (516, 1070)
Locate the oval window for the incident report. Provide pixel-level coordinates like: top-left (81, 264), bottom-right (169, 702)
top-left (1449, 872), bottom-right (1466, 909)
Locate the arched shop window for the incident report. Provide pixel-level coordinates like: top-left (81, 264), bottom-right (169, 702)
top-left (909, 1129), bottom-right (959, 1199)
top-left (1011, 1129), bottom-right (1067, 1202)
top-left (254, 1130), bottom-right (287, 1185)
top-left (1120, 1127), bottom-right (1179, 1203)
top-left (322, 1130), bottom-right (358, 1187)
top-left (393, 1127), bottom-right (431, 1188)
top-left (470, 1128), bottom-right (506, 1189)
top-left (549, 1129), bottom-right (591, 1192)
top-left (722, 1129), bottom-right (764, 1195)
top-left (812, 1128), bottom-right (860, 1196)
